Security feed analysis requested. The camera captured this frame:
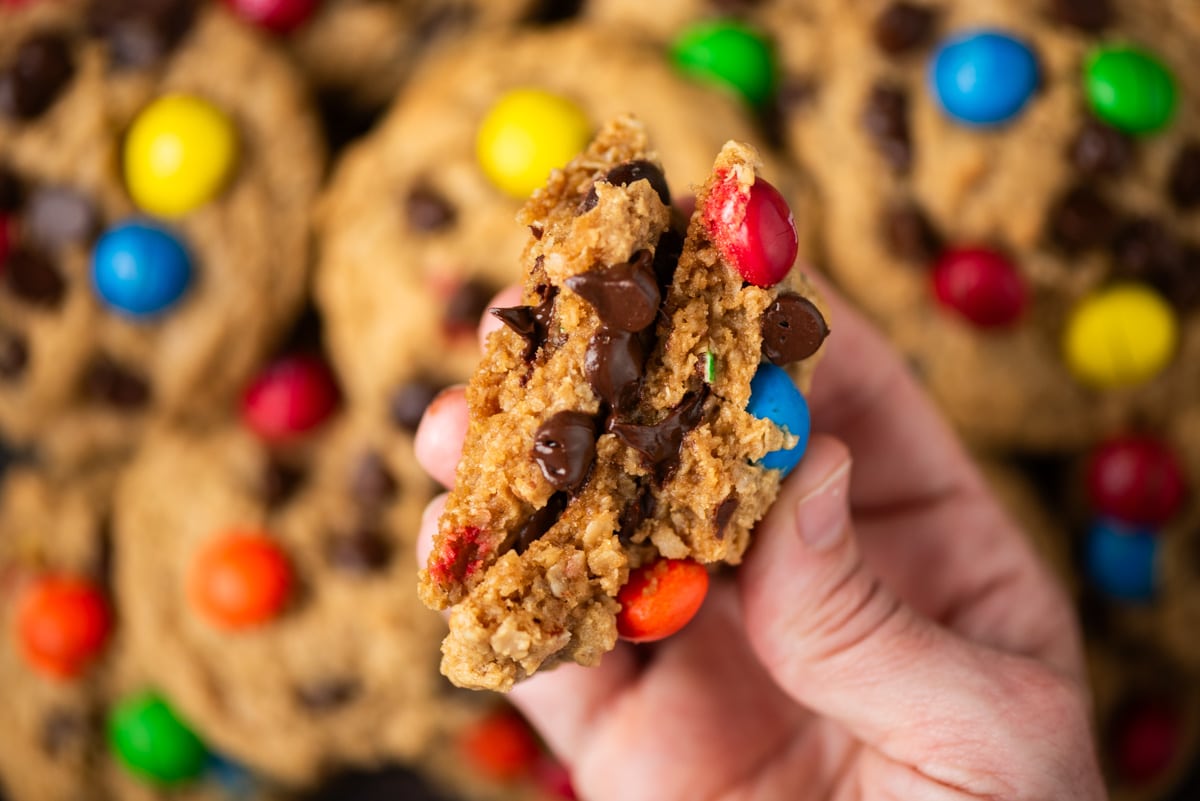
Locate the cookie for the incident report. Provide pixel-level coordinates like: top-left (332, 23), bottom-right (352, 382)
top-left (778, 0), bottom-right (1200, 449)
top-left (0, 463), bottom-right (285, 801)
top-left (418, 116), bottom-right (827, 691)
top-left (0, 0), bottom-right (322, 468)
top-left (112, 389), bottom-right (452, 785)
top-left (977, 456), bottom-right (1073, 589)
top-left (314, 22), bottom-right (811, 428)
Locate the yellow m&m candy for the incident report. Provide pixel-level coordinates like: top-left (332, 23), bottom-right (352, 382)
top-left (1063, 284), bottom-right (1178, 388)
top-left (124, 94), bottom-right (239, 218)
top-left (476, 89), bottom-right (591, 199)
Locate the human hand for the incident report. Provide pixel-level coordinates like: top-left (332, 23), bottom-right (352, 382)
top-left (415, 280), bottom-right (1104, 801)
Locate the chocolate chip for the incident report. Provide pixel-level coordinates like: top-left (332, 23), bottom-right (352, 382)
top-left (1048, 185), bottom-right (1119, 253)
top-left (262, 459), bottom-right (304, 508)
top-left (862, 83), bottom-right (912, 173)
top-left (580, 160), bottom-right (671, 214)
top-left (883, 201), bottom-right (942, 264)
top-left (27, 186), bottom-right (100, 250)
top-left (529, 224), bottom-right (543, 240)
top-left (1112, 218), bottom-right (1184, 282)
top-left (532, 411), bottom-right (597, 494)
top-left (87, 0), bottom-right (198, 68)
top-left (444, 279), bottom-right (494, 333)
top-left (617, 482), bottom-right (655, 545)
top-left (0, 166), bottom-right (24, 211)
top-left (873, 2), bottom-right (937, 55)
top-left (566, 251), bottom-right (660, 332)
top-left (714, 493), bottom-right (739, 539)
top-left (491, 285), bottom-right (558, 362)
top-left (296, 679), bottom-right (361, 712)
top-left (304, 765), bottom-right (455, 801)
top-left (0, 33), bottom-right (75, 121)
top-left (508, 492), bottom-right (568, 555)
top-left (325, 525), bottom-right (393, 575)
top-left (1168, 142), bottom-right (1200, 210)
top-left (0, 330), bottom-right (28, 381)
top-left (1175, 246), bottom-right (1200, 311)
top-left (350, 451), bottom-right (398, 507)
top-left (1069, 120), bottom-right (1133, 178)
top-left (40, 709), bottom-right (87, 758)
top-left (523, 0), bottom-right (586, 24)
top-left (762, 294), bottom-right (829, 365)
top-left (405, 185), bottom-right (456, 232)
top-left (82, 357), bottom-right (150, 410)
top-left (3, 247), bottom-right (65, 308)
top-left (585, 327), bottom-right (647, 414)
top-left (389, 379), bottom-right (443, 432)
top-left (1048, 0), bottom-right (1112, 31)
top-left (610, 386), bottom-right (710, 481)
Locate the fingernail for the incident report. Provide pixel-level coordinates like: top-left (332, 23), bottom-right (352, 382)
top-left (795, 459), bottom-right (852, 551)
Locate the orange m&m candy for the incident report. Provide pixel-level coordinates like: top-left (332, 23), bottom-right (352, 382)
top-left (458, 707), bottom-right (541, 781)
top-left (189, 532), bottom-right (292, 630)
top-left (17, 575), bottom-right (111, 680)
top-left (616, 558), bottom-right (709, 643)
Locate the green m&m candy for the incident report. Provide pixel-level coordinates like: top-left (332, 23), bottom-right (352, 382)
top-left (108, 692), bottom-right (208, 785)
top-left (671, 21), bottom-right (776, 107)
top-left (1084, 45), bottom-right (1177, 135)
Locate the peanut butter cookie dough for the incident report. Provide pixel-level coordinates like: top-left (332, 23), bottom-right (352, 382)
top-left (0, 0), bottom-right (322, 469)
top-left (419, 117), bottom-right (826, 691)
top-left (314, 22), bottom-right (809, 428)
top-left (778, 0), bottom-right (1200, 449)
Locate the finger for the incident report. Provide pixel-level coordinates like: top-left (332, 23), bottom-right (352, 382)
top-left (801, 270), bottom-right (980, 511)
top-left (739, 434), bottom-right (1101, 797)
top-left (416, 493), bottom-right (448, 569)
top-left (414, 387), bottom-right (468, 489)
top-left (479, 285), bottom-right (524, 352)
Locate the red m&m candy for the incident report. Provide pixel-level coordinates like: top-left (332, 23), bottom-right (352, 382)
top-left (1086, 435), bottom-right (1186, 527)
top-left (616, 558), bottom-right (709, 643)
top-left (458, 707), bottom-right (541, 782)
top-left (17, 576), bottom-right (111, 680)
top-left (189, 532), bottom-right (292, 630)
top-left (931, 247), bottom-right (1027, 328)
top-left (706, 174), bottom-right (798, 287)
top-left (223, 0), bottom-right (318, 33)
top-left (241, 354), bottom-right (339, 442)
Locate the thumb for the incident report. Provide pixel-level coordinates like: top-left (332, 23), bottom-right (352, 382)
top-left (739, 435), bottom-right (1097, 797)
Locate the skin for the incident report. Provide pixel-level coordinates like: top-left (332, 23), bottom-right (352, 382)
top-left (415, 280), bottom-right (1105, 801)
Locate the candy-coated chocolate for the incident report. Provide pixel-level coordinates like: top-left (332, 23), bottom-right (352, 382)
top-left (1084, 519), bottom-right (1158, 603)
top-left (223, 0), bottom-right (318, 33)
top-left (1112, 701), bottom-right (1182, 784)
top-left (1086, 436), bottom-right (1187, 527)
top-left (108, 693), bottom-right (208, 785)
top-left (188, 532), bottom-right (292, 629)
top-left (707, 175), bottom-right (798, 288)
top-left (240, 354), bottom-right (339, 441)
top-left (930, 30), bottom-right (1039, 126)
top-left (616, 558), bottom-right (709, 642)
top-left (16, 576), bottom-right (110, 680)
top-left (1063, 285), bottom-right (1177, 387)
top-left (671, 21), bottom-right (776, 107)
top-left (746, 362), bottom-right (810, 476)
top-left (476, 89), bottom-right (591, 198)
top-left (457, 708), bottom-right (541, 781)
top-left (124, 94), bottom-right (239, 217)
top-left (931, 247), bottom-right (1027, 328)
top-left (92, 221), bottom-right (192, 317)
top-left (1085, 45), bottom-right (1177, 135)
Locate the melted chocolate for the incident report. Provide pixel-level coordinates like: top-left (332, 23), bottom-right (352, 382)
top-left (491, 285), bottom-right (558, 362)
top-left (609, 386), bottom-right (710, 481)
top-left (508, 492), bottom-right (569, 555)
top-left (714, 493), bottom-right (739, 540)
top-left (532, 411), bottom-right (597, 493)
top-left (585, 327), bottom-right (647, 414)
top-left (565, 250), bottom-right (659, 332)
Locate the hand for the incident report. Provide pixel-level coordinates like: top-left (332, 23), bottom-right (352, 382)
top-left (414, 280), bottom-right (1104, 801)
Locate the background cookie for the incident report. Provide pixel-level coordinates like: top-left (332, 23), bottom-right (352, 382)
top-left (315, 22), bottom-right (812, 427)
top-left (780, 0), bottom-right (1199, 449)
top-left (0, 1), bottom-right (322, 468)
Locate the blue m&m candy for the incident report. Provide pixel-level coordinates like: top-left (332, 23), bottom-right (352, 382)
top-left (92, 221), bottom-right (192, 318)
top-left (746, 362), bottom-right (810, 476)
top-left (930, 30), bottom-right (1039, 126)
top-left (1084, 519), bottom-right (1159, 603)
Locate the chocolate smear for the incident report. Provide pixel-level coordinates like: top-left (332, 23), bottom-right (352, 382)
top-left (610, 386), bottom-right (710, 481)
top-left (715, 493), bottom-right (739, 539)
top-left (585, 327), bottom-right (647, 414)
top-left (532, 411), bottom-right (597, 493)
top-left (508, 492), bottom-right (569, 555)
top-left (491, 285), bottom-right (558, 362)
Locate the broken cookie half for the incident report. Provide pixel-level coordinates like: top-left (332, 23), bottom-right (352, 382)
top-left (419, 116), bottom-right (829, 691)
